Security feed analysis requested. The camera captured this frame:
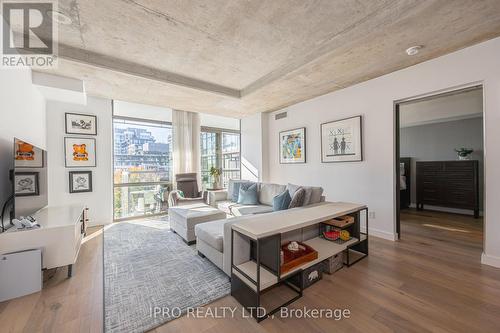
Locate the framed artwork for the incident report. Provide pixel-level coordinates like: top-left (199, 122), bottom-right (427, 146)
top-left (65, 113), bottom-right (97, 135)
top-left (14, 172), bottom-right (39, 196)
top-left (14, 139), bottom-right (44, 168)
top-left (64, 137), bottom-right (97, 168)
top-left (69, 171), bottom-right (93, 193)
top-left (320, 115), bottom-right (363, 163)
top-left (279, 127), bottom-right (306, 164)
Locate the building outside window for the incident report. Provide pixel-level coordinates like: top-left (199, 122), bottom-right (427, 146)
top-left (200, 128), bottom-right (240, 189)
top-left (113, 117), bottom-right (172, 220)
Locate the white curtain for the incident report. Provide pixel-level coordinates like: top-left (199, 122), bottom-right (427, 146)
top-left (172, 109), bottom-right (201, 188)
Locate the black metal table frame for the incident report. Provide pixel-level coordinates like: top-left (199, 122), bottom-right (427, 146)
top-left (230, 207), bottom-right (369, 322)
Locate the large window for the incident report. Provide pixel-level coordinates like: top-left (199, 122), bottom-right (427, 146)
top-left (200, 128), bottom-right (240, 189)
top-left (113, 117), bottom-right (172, 220)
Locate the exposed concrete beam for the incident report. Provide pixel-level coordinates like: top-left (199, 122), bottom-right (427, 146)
top-left (57, 43), bottom-right (241, 98)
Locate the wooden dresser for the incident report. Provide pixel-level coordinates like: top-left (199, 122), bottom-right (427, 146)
top-left (416, 161), bottom-right (479, 218)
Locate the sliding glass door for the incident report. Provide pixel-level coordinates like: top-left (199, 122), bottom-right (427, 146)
top-left (113, 117), bottom-right (172, 220)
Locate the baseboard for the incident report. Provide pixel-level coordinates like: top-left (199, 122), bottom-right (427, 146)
top-left (368, 227), bottom-right (397, 241)
top-left (481, 253), bottom-right (500, 268)
top-left (408, 203), bottom-right (483, 217)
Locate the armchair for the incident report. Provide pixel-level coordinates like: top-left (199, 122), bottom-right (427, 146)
top-left (168, 173), bottom-right (205, 207)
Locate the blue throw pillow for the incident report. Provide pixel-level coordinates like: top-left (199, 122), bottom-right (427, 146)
top-left (231, 182), bottom-right (243, 202)
top-left (273, 190), bottom-right (291, 211)
top-left (232, 181), bottom-right (254, 202)
top-left (237, 183), bottom-right (259, 205)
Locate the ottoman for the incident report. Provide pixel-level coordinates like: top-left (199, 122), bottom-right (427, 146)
top-left (168, 203), bottom-right (226, 244)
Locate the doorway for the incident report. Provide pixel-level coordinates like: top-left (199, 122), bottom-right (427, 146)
top-left (395, 86), bottom-right (484, 252)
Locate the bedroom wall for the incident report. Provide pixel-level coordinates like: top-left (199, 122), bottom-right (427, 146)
top-left (400, 117), bottom-right (484, 211)
top-left (262, 37), bottom-right (500, 267)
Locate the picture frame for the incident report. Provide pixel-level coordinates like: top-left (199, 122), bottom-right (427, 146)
top-left (65, 113), bottom-right (97, 135)
top-left (279, 127), bottom-right (306, 164)
top-left (64, 137), bottom-right (97, 168)
top-left (320, 115), bottom-right (363, 163)
top-left (69, 171), bottom-right (93, 193)
top-left (14, 172), bottom-right (39, 196)
top-left (14, 138), bottom-right (44, 168)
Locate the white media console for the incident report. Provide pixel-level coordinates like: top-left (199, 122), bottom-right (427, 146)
top-left (0, 205), bottom-right (88, 277)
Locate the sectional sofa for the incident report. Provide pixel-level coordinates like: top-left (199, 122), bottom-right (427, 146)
top-left (195, 180), bottom-right (324, 275)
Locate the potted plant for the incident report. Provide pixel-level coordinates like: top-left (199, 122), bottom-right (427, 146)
top-left (454, 148), bottom-right (474, 160)
top-left (209, 167), bottom-right (222, 189)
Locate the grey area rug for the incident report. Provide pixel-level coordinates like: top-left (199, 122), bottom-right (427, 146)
top-left (104, 218), bottom-right (230, 333)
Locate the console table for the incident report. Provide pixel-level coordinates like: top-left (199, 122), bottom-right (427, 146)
top-left (231, 202), bottom-right (368, 321)
top-left (0, 205), bottom-right (88, 277)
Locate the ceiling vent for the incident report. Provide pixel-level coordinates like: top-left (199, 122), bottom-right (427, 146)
top-left (275, 112), bottom-right (287, 120)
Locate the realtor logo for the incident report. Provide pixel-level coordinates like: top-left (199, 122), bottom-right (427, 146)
top-left (1, 0), bottom-right (57, 67)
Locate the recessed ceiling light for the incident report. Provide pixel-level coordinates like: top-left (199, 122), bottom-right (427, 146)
top-left (47, 10), bottom-right (72, 25)
top-left (406, 45), bottom-right (422, 56)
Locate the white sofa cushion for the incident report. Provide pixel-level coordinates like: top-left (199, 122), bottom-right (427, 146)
top-left (195, 219), bottom-right (226, 252)
top-left (216, 200), bottom-right (235, 215)
top-left (230, 204), bottom-right (273, 216)
top-left (258, 183), bottom-right (286, 206)
top-left (307, 186), bottom-right (324, 205)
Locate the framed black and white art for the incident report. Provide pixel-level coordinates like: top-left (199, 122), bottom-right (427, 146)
top-left (64, 137), bottom-right (97, 168)
top-left (69, 171), bottom-right (93, 193)
top-left (65, 113), bottom-right (97, 135)
top-left (14, 172), bottom-right (39, 196)
top-left (320, 115), bottom-right (363, 163)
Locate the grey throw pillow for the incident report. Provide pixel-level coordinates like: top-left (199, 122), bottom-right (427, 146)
top-left (289, 187), bottom-right (306, 208)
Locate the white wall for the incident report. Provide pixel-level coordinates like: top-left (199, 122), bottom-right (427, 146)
top-left (0, 68), bottom-right (46, 220)
top-left (240, 113), bottom-right (268, 181)
top-left (46, 97), bottom-right (113, 226)
top-left (400, 88), bottom-right (483, 127)
top-left (262, 37), bottom-right (500, 267)
top-left (114, 100), bottom-right (240, 130)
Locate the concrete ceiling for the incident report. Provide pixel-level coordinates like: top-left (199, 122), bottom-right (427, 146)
top-left (35, 0), bottom-right (500, 118)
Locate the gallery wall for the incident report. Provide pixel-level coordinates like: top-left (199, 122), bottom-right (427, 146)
top-left (262, 37), bottom-right (500, 267)
top-left (46, 97), bottom-right (113, 226)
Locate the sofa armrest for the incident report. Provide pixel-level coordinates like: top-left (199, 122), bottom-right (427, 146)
top-left (175, 197), bottom-right (205, 206)
top-left (208, 190), bottom-right (229, 207)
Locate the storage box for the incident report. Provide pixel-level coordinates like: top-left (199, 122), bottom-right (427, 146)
top-left (280, 241), bottom-right (318, 274)
top-left (323, 215), bottom-right (355, 228)
top-left (323, 253), bottom-right (344, 274)
top-left (289, 262), bottom-right (323, 289)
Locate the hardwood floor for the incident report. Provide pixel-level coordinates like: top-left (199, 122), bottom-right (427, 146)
top-left (2, 211), bottom-right (499, 333)
top-left (0, 227), bottom-right (103, 333)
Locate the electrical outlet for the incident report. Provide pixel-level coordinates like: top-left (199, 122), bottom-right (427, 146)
top-left (368, 211), bottom-right (376, 219)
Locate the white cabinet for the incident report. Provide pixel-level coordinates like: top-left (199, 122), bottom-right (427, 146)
top-left (0, 249), bottom-right (42, 302)
top-left (0, 205), bottom-right (88, 277)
